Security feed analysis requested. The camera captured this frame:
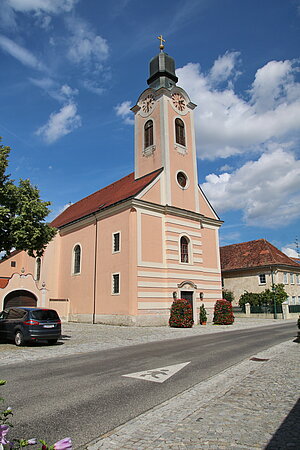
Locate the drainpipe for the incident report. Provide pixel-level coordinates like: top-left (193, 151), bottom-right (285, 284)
top-left (92, 213), bottom-right (98, 324)
top-left (271, 267), bottom-right (277, 319)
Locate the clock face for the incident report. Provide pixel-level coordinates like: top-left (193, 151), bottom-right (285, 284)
top-left (172, 93), bottom-right (186, 112)
top-left (142, 94), bottom-right (155, 114)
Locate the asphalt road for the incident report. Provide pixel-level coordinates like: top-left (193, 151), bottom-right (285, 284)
top-left (1, 322), bottom-right (296, 448)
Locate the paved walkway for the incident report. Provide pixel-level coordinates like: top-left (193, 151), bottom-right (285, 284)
top-left (1, 318), bottom-right (299, 448)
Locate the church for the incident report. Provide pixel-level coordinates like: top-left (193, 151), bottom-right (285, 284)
top-left (0, 41), bottom-right (223, 325)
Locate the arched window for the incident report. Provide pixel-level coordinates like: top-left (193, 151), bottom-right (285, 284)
top-left (73, 245), bottom-right (81, 274)
top-left (144, 120), bottom-right (153, 148)
top-left (180, 236), bottom-right (189, 263)
top-left (175, 118), bottom-right (185, 146)
top-left (35, 257), bottom-right (41, 281)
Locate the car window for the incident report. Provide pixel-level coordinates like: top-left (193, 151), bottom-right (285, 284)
top-left (7, 309), bottom-right (26, 319)
top-left (0, 310), bottom-right (8, 319)
top-left (30, 310), bottom-right (59, 321)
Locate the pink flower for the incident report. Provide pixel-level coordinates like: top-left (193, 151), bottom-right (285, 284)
top-left (0, 425), bottom-right (10, 445)
top-left (27, 439), bottom-right (37, 445)
top-left (53, 438), bottom-right (72, 450)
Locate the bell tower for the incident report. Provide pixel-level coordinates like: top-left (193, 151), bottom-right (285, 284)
top-left (131, 38), bottom-right (200, 213)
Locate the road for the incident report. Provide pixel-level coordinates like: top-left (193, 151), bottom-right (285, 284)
top-left (1, 322), bottom-right (295, 448)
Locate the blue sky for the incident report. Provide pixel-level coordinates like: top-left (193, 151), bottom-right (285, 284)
top-left (0, 0), bottom-right (299, 256)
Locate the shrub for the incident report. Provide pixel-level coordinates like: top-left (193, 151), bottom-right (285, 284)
top-left (169, 298), bottom-right (194, 328)
top-left (213, 299), bottom-right (234, 325)
top-left (199, 304), bottom-right (207, 324)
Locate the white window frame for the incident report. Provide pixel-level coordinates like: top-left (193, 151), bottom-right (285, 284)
top-left (72, 243), bottom-right (82, 275)
top-left (283, 272), bottom-right (288, 284)
top-left (174, 116), bottom-right (187, 148)
top-left (297, 274), bottom-right (300, 285)
top-left (290, 273), bottom-right (294, 284)
top-left (258, 273), bottom-right (266, 285)
top-left (112, 231), bottom-right (121, 254)
top-left (179, 234), bottom-right (193, 265)
top-left (112, 272), bottom-right (120, 295)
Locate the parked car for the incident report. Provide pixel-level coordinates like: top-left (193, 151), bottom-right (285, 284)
top-left (0, 307), bottom-right (61, 346)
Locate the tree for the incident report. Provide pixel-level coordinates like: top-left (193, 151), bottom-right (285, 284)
top-left (0, 138), bottom-right (56, 258)
top-left (222, 289), bottom-right (234, 303)
top-left (239, 284), bottom-right (288, 308)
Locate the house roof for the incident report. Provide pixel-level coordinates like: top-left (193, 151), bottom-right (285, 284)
top-left (220, 239), bottom-right (299, 272)
top-left (51, 168), bottom-right (163, 228)
top-left (0, 278), bottom-right (9, 288)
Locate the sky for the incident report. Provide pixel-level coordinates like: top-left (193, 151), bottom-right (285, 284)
top-left (0, 0), bottom-right (299, 257)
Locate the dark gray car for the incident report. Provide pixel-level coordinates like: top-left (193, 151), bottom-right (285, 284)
top-left (0, 307), bottom-right (61, 346)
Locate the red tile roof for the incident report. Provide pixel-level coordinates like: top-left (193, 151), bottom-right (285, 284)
top-left (51, 168), bottom-right (163, 228)
top-left (0, 278), bottom-right (9, 289)
top-left (220, 239), bottom-right (298, 272)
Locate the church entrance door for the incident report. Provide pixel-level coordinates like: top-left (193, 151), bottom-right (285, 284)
top-left (3, 290), bottom-right (37, 309)
top-left (181, 291), bottom-right (193, 315)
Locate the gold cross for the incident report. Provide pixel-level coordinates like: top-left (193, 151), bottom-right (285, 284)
top-left (157, 35), bottom-right (165, 51)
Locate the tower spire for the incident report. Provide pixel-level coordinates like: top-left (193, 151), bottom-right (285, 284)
top-left (147, 37), bottom-right (178, 90)
top-left (157, 35), bottom-right (165, 52)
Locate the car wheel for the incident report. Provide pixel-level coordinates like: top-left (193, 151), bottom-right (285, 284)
top-left (47, 339), bottom-right (58, 345)
top-left (15, 331), bottom-right (25, 347)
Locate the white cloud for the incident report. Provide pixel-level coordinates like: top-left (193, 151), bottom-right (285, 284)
top-left (201, 148), bottom-right (300, 227)
top-left (115, 101), bottom-right (134, 125)
top-left (65, 16), bottom-right (109, 67)
top-left (219, 164), bottom-right (233, 172)
top-left (282, 247), bottom-right (299, 258)
top-left (0, 34), bottom-right (45, 70)
top-left (1, 0), bottom-right (77, 28)
top-left (82, 80), bottom-right (105, 96)
top-left (177, 55), bottom-right (300, 160)
top-left (35, 102), bottom-right (81, 143)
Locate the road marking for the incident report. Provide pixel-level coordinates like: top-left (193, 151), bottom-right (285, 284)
top-left (122, 361), bottom-right (190, 383)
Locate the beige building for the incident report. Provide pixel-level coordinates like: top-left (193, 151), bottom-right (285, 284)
top-left (0, 46), bottom-right (223, 325)
top-left (220, 239), bottom-right (300, 305)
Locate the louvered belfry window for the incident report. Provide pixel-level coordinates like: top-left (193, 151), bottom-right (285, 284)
top-left (175, 118), bottom-right (185, 146)
top-left (144, 120), bottom-right (153, 148)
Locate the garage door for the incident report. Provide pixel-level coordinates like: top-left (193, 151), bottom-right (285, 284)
top-left (4, 290), bottom-right (37, 308)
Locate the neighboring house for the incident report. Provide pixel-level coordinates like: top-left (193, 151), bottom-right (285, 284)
top-left (0, 47), bottom-right (223, 325)
top-left (220, 239), bottom-right (300, 305)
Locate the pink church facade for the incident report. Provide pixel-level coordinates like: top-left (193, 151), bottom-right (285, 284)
top-left (0, 49), bottom-right (223, 325)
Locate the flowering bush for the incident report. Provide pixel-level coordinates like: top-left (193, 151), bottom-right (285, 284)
top-left (0, 380), bottom-right (72, 450)
top-left (169, 298), bottom-right (194, 328)
top-left (213, 299), bottom-right (234, 325)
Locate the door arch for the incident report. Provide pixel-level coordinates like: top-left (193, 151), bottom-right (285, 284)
top-left (3, 290), bottom-right (37, 309)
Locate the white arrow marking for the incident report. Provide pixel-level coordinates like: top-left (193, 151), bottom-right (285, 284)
top-left (122, 361), bottom-right (190, 383)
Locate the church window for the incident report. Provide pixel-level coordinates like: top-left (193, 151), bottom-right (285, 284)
top-left (177, 171), bottom-right (188, 188)
top-left (113, 232), bottom-right (120, 253)
top-left (180, 236), bottom-right (189, 263)
top-left (175, 118), bottom-right (185, 146)
top-left (112, 273), bottom-right (120, 294)
top-left (35, 257), bottom-right (41, 281)
top-left (73, 244), bottom-right (81, 274)
top-left (144, 120), bottom-right (153, 148)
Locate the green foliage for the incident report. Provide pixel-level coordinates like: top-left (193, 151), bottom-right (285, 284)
top-left (213, 299), bottom-right (234, 325)
top-left (297, 315), bottom-right (300, 330)
top-left (169, 298), bottom-right (194, 328)
top-left (0, 138), bottom-right (56, 258)
top-left (222, 289), bottom-right (234, 303)
top-left (239, 284), bottom-right (288, 308)
top-left (199, 304), bottom-right (207, 324)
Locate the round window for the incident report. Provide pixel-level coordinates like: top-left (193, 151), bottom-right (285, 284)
top-left (177, 171), bottom-right (188, 188)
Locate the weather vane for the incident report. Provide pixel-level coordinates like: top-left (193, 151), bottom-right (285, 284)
top-left (157, 35), bottom-right (165, 51)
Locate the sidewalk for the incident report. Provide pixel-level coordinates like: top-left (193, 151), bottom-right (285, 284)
top-left (87, 338), bottom-right (300, 449)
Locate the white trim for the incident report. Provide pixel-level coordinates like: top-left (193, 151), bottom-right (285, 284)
top-left (138, 271), bottom-right (221, 281)
top-left (201, 222), bottom-right (218, 230)
top-left (190, 109), bottom-right (200, 213)
top-left (138, 292), bottom-right (173, 298)
top-left (166, 227), bottom-right (202, 237)
top-left (165, 264), bottom-right (220, 273)
top-left (134, 110), bottom-right (139, 179)
top-left (166, 244), bottom-right (178, 251)
top-left (136, 174), bottom-right (161, 200)
top-left (71, 242), bottom-right (82, 276)
top-left (167, 254), bottom-right (179, 260)
top-left (138, 281), bottom-right (220, 289)
top-left (112, 272), bottom-right (121, 295)
top-left (138, 301), bottom-right (172, 310)
top-left (193, 257), bottom-right (203, 263)
top-left (162, 96), bottom-right (171, 204)
top-left (193, 249), bottom-right (203, 255)
top-left (214, 228), bottom-right (221, 272)
top-left (165, 217), bottom-right (201, 229)
top-left (112, 231), bottom-right (121, 254)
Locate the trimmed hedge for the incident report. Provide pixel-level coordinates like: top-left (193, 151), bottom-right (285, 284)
top-left (169, 298), bottom-right (194, 328)
top-left (213, 299), bottom-right (234, 325)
